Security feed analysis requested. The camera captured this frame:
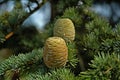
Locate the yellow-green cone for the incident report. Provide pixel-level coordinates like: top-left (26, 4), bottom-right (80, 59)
top-left (43, 37), bottom-right (68, 68)
top-left (0, 48), bottom-right (13, 62)
top-left (54, 18), bottom-right (75, 42)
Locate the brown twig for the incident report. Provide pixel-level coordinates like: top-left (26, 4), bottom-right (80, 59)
top-left (5, 32), bottom-right (14, 40)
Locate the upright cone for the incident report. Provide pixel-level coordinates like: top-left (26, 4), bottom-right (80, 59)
top-left (54, 18), bottom-right (75, 42)
top-left (43, 37), bottom-right (68, 68)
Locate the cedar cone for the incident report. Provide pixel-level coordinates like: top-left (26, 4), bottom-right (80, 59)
top-left (54, 18), bottom-right (75, 42)
top-left (43, 37), bottom-right (68, 68)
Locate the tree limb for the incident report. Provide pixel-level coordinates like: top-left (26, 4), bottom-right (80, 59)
top-left (0, 0), bottom-right (8, 5)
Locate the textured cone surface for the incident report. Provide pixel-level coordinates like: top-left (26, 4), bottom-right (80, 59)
top-left (54, 18), bottom-right (75, 42)
top-left (43, 37), bottom-right (68, 68)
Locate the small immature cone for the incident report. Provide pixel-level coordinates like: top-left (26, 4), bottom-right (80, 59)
top-left (54, 18), bottom-right (75, 42)
top-left (43, 37), bottom-right (68, 68)
top-left (0, 48), bottom-right (13, 62)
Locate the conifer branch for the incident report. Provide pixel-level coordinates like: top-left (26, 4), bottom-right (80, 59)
top-left (79, 52), bottom-right (120, 79)
top-left (20, 68), bottom-right (77, 80)
top-left (0, 49), bottom-right (43, 76)
top-left (66, 43), bottom-right (79, 68)
top-left (19, 65), bottom-right (48, 80)
top-left (0, 0), bottom-right (47, 40)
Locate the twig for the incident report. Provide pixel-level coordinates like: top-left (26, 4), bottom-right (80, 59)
top-left (0, 0), bottom-right (8, 5)
top-left (16, 0), bottom-right (46, 28)
top-left (5, 32), bottom-right (14, 40)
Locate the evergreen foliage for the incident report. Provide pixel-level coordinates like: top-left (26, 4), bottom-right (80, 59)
top-left (66, 43), bottom-right (78, 68)
top-left (79, 52), bottom-right (120, 80)
top-left (0, 0), bottom-right (120, 80)
top-left (0, 49), bottom-right (43, 75)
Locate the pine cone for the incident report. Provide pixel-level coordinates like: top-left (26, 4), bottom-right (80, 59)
top-left (54, 18), bottom-right (75, 42)
top-left (43, 37), bottom-right (68, 68)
